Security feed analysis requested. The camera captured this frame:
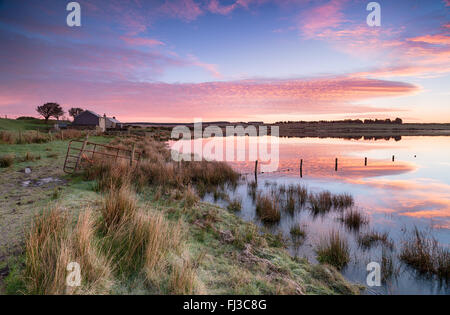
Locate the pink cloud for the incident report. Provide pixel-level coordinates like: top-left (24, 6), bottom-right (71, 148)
top-left (120, 36), bottom-right (165, 47)
top-left (0, 75), bottom-right (418, 122)
top-left (298, 0), bottom-right (348, 38)
top-left (159, 0), bottom-right (203, 21)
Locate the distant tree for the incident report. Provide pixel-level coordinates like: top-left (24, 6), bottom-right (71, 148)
top-left (394, 118), bottom-right (403, 124)
top-left (69, 107), bottom-right (84, 119)
top-left (52, 105), bottom-right (65, 121)
top-left (36, 102), bottom-right (63, 123)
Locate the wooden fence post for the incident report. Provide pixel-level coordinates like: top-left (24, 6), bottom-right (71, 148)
top-left (392, 155), bottom-right (395, 162)
top-left (335, 158), bottom-right (338, 171)
top-left (365, 157), bottom-right (367, 166)
top-left (254, 160), bottom-right (258, 182)
top-left (300, 159), bottom-right (303, 178)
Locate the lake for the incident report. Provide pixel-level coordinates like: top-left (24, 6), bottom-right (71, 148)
top-left (170, 135), bottom-right (450, 295)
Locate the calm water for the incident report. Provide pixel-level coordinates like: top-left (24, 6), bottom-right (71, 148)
top-left (170, 136), bottom-right (450, 295)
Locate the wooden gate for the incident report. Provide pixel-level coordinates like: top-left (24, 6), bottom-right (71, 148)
top-left (64, 139), bottom-right (141, 174)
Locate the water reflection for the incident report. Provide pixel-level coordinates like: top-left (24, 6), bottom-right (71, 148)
top-left (170, 136), bottom-right (450, 294)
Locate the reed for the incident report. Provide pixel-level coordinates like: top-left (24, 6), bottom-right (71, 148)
top-left (255, 194), bottom-right (281, 223)
top-left (400, 228), bottom-right (449, 281)
top-left (358, 230), bottom-right (393, 250)
top-left (339, 209), bottom-right (368, 231)
top-left (290, 224), bottom-right (306, 241)
top-left (316, 230), bottom-right (350, 270)
top-left (332, 193), bottom-right (354, 209)
top-left (309, 191), bottom-right (333, 214)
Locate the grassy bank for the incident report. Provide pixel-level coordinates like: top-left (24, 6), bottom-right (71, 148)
top-left (0, 135), bottom-right (360, 295)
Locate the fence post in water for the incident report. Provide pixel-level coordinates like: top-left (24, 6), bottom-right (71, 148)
top-left (130, 144), bottom-right (135, 167)
top-left (335, 158), bottom-right (338, 171)
top-left (365, 157), bottom-right (367, 166)
top-left (392, 155), bottom-right (395, 162)
top-left (254, 160), bottom-right (258, 182)
top-left (300, 159), bottom-right (303, 178)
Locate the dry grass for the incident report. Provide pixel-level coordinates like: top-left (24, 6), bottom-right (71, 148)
top-left (24, 207), bottom-right (113, 294)
top-left (256, 194), bottom-right (281, 223)
top-left (316, 230), bottom-right (350, 270)
top-left (183, 186), bottom-right (199, 208)
top-left (400, 228), bottom-right (449, 282)
top-left (0, 154), bottom-right (15, 168)
top-left (86, 137), bottom-right (239, 194)
top-left (0, 129), bottom-right (86, 145)
top-left (100, 184), bottom-right (137, 232)
top-left (168, 258), bottom-right (197, 295)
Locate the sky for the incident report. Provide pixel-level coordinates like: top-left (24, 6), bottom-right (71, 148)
top-left (0, 0), bottom-right (449, 123)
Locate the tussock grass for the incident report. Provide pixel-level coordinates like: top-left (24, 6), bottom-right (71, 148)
top-left (339, 209), bottom-right (368, 231)
top-left (400, 228), bottom-right (449, 282)
top-left (0, 154), bottom-right (15, 168)
top-left (309, 191), bottom-right (333, 214)
top-left (87, 137), bottom-right (239, 194)
top-left (227, 197), bottom-right (242, 212)
top-left (256, 194), bottom-right (281, 223)
top-left (290, 224), bottom-right (306, 243)
top-left (358, 230), bottom-right (393, 250)
top-left (22, 152), bottom-right (41, 162)
top-left (24, 207), bottom-right (113, 294)
top-left (316, 230), bottom-right (350, 270)
top-left (332, 193), bottom-right (354, 209)
top-left (168, 258), bottom-right (197, 295)
top-left (285, 191), bottom-right (296, 214)
top-left (381, 247), bottom-right (399, 283)
top-left (100, 184), bottom-right (137, 232)
top-left (183, 186), bottom-right (199, 208)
